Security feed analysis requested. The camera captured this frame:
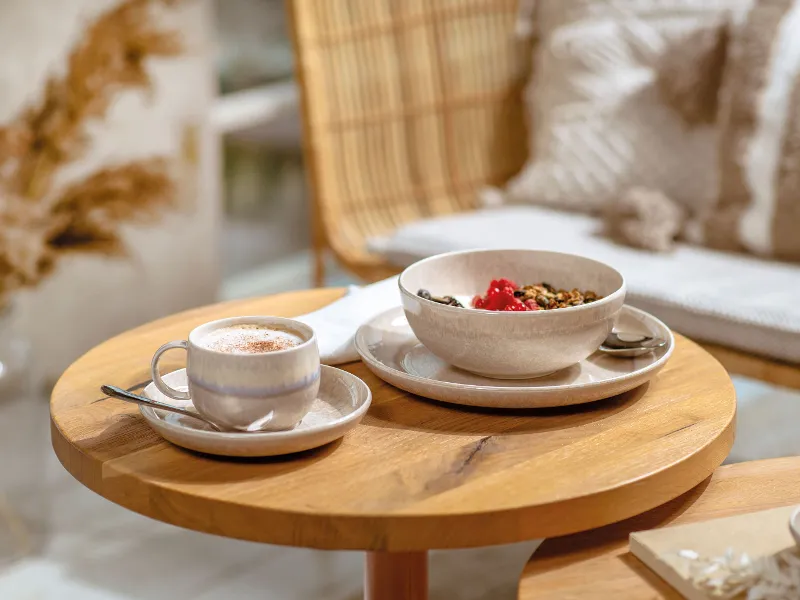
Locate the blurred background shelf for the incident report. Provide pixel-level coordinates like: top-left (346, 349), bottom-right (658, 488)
top-left (220, 250), bottom-right (354, 301)
top-left (212, 81), bottom-right (298, 139)
top-left (215, 0), bottom-right (320, 294)
top-left (216, 0), bottom-right (293, 94)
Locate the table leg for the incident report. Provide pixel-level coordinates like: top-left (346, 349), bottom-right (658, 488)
top-left (365, 551), bottom-right (428, 600)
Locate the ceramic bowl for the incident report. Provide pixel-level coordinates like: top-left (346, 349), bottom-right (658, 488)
top-left (398, 249), bottom-right (626, 379)
top-left (791, 506), bottom-right (800, 547)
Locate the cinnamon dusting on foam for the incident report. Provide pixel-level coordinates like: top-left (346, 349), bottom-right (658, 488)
top-left (200, 323), bottom-right (304, 354)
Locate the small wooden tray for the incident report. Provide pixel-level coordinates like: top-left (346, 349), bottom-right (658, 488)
top-left (630, 505), bottom-right (799, 599)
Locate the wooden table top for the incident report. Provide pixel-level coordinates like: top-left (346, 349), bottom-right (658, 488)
top-left (51, 288), bottom-right (736, 552)
top-left (518, 456), bottom-right (800, 599)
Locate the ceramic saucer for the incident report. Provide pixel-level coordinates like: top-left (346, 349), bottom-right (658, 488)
top-left (355, 305), bottom-right (673, 409)
top-left (141, 365), bottom-right (371, 457)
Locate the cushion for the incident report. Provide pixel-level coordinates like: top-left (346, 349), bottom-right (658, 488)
top-left (702, 0), bottom-right (800, 261)
top-left (368, 207), bottom-right (800, 363)
top-left (501, 0), bottom-right (740, 219)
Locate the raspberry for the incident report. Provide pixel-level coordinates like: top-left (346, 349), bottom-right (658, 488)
top-left (503, 301), bottom-right (527, 311)
top-left (490, 278), bottom-right (518, 291)
top-left (496, 289), bottom-right (516, 303)
top-left (524, 299), bottom-right (540, 311)
top-left (473, 278), bottom-right (533, 311)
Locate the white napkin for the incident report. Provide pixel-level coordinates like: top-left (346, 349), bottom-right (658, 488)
top-left (295, 276), bottom-right (401, 364)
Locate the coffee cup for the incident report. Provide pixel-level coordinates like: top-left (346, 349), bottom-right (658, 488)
top-left (151, 316), bottom-right (320, 431)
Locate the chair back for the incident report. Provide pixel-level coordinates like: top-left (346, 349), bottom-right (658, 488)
top-left (288, 0), bottom-right (530, 277)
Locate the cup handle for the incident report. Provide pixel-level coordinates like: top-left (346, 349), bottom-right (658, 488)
top-left (151, 340), bottom-right (191, 401)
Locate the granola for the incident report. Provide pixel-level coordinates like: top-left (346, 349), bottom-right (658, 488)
top-left (417, 278), bottom-right (602, 312)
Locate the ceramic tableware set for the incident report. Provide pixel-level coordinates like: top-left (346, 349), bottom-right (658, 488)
top-left (105, 315), bottom-right (372, 457)
top-left (106, 249), bottom-right (673, 457)
top-left (357, 249), bottom-right (672, 409)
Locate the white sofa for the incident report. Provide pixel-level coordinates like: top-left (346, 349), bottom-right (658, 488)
top-left (369, 206), bottom-right (800, 365)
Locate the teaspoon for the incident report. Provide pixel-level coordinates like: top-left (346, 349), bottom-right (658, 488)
top-left (101, 385), bottom-right (224, 432)
top-left (598, 332), bottom-right (667, 358)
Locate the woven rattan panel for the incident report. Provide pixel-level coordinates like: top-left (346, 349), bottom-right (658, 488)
top-left (289, 0), bottom-right (530, 269)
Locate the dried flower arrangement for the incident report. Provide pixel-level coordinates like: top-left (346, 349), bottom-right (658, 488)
top-left (0, 0), bottom-right (185, 307)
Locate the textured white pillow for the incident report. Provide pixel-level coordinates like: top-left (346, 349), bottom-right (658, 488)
top-left (504, 0), bottom-right (745, 218)
top-left (704, 0), bottom-right (800, 262)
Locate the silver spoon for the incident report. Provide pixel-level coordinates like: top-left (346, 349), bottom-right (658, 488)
top-left (599, 332), bottom-right (667, 358)
top-left (101, 385), bottom-right (280, 433)
top-left (101, 385), bottom-right (223, 432)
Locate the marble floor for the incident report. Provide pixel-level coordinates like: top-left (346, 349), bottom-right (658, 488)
top-left (2, 375), bottom-right (799, 599)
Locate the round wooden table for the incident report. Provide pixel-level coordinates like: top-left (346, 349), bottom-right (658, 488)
top-left (50, 288), bottom-right (736, 600)
top-left (517, 456), bottom-right (800, 598)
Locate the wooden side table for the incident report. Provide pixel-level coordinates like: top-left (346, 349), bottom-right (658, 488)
top-left (50, 289), bottom-right (736, 600)
top-left (518, 457), bottom-right (800, 599)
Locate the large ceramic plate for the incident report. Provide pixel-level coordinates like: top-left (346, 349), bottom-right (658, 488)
top-left (355, 305), bottom-right (673, 409)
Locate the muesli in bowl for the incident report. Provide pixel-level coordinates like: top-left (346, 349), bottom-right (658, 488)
top-left (418, 278), bottom-right (602, 312)
top-left (399, 249), bottom-right (626, 379)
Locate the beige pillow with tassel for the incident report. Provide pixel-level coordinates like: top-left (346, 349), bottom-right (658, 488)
top-left (701, 0), bottom-right (800, 262)
top-left (504, 0), bottom-right (742, 223)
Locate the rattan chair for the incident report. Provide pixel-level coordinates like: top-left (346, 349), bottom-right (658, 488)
top-left (288, 0), bottom-right (800, 392)
top-left (287, 0), bottom-right (530, 284)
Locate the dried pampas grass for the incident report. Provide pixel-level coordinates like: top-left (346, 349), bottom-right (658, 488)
top-left (0, 0), bottom-right (185, 307)
top-left (49, 159), bottom-right (176, 254)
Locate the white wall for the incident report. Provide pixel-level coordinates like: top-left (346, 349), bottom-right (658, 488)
top-left (0, 0), bottom-right (221, 383)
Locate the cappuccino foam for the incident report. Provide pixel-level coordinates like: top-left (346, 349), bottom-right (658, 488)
top-left (201, 324), bottom-right (305, 354)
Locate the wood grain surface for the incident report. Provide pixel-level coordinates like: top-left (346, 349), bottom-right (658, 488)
top-left (518, 457), bottom-right (800, 599)
top-left (51, 288), bottom-right (736, 552)
top-left (365, 552), bottom-right (428, 600)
